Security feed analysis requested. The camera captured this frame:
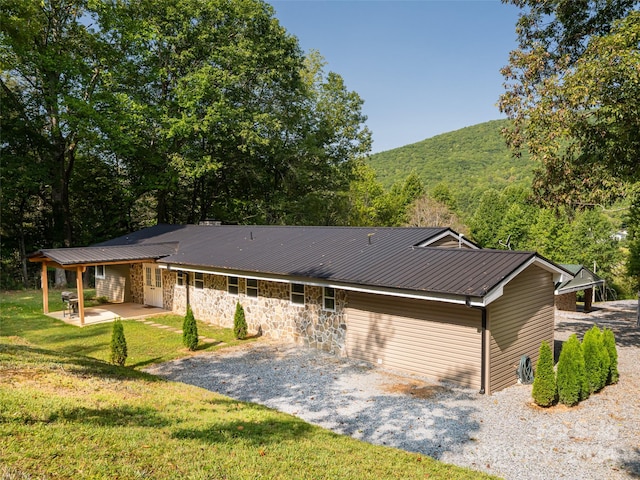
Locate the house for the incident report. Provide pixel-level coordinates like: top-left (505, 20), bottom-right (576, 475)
top-left (555, 264), bottom-right (605, 313)
top-left (29, 224), bottom-right (571, 394)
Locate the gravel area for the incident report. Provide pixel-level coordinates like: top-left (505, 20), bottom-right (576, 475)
top-left (146, 300), bottom-right (640, 479)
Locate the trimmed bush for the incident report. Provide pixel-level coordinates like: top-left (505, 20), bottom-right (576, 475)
top-left (182, 306), bottom-right (199, 351)
top-left (532, 341), bottom-right (557, 407)
top-left (233, 302), bottom-right (248, 340)
top-left (557, 334), bottom-right (588, 406)
top-left (602, 328), bottom-right (619, 384)
top-left (109, 318), bottom-right (127, 366)
top-left (582, 325), bottom-right (609, 393)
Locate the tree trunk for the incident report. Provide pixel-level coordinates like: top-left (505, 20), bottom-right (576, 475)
top-left (54, 268), bottom-right (67, 288)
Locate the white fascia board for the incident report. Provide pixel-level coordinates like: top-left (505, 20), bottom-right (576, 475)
top-left (158, 263), bottom-right (485, 307)
top-left (482, 255), bottom-right (575, 307)
top-left (555, 280), bottom-right (605, 295)
top-left (416, 230), bottom-right (479, 249)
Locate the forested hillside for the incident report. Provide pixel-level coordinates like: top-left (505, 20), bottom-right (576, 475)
top-left (368, 119), bottom-right (532, 200)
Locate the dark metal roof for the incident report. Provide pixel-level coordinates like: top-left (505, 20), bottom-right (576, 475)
top-left (93, 224), bottom-right (553, 299)
top-left (555, 264), bottom-right (604, 294)
top-left (30, 243), bottom-right (178, 266)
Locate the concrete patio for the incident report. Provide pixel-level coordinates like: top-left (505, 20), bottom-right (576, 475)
top-left (47, 302), bottom-right (170, 327)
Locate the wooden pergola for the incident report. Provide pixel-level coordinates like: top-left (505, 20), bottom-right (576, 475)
top-left (28, 244), bottom-right (176, 326)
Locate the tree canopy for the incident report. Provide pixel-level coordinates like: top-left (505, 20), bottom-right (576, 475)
top-left (1, 0), bottom-right (371, 286)
top-left (499, 1), bottom-right (639, 208)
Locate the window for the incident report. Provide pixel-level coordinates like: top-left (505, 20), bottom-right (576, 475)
top-left (177, 271), bottom-right (185, 286)
top-left (95, 265), bottom-right (105, 280)
top-left (155, 268), bottom-right (162, 288)
top-left (323, 287), bottom-right (336, 311)
top-left (194, 272), bottom-right (204, 289)
top-left (145, 266), bottom-right (152, 286)
top-left (291, 283), bottom-right (305, 305)
top-left (228, 276), bottom-right (239, 295)
top-left (246, 278), bottom-right (258, 298)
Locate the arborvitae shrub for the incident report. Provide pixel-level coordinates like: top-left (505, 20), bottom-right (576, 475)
top-left (532, 341), bottom-right (557, 407)
top-left (582, 326), bottom-right (608, 393)
top-left (234, 302), bottom-right (248, 340)
top-left (602, 328), bottom-right (619, 384)
top-left (182, 306), bottom-right (199, 351)
top-left (109, 318), bottom-right (127, 366)
top-left (557, 334), bottom-right (588, 406)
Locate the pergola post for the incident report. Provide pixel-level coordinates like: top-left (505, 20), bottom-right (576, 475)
top-left (76, 266), bottom-right (85, 326)
top-left (41, 262), bottom-right (49, 314)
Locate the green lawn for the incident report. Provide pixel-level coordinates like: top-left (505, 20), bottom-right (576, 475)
top-left (0, 290), bottom-right (497, 479)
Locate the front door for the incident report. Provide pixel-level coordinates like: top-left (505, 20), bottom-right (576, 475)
top-left (143, 263), bottom-right (163, 307)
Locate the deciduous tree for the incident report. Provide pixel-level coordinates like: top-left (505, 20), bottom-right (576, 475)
top-left (499, 1), bottom-right (639, 208)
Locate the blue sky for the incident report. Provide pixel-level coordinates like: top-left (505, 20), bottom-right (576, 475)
top-left (269, 0), bottom-right (522, 153)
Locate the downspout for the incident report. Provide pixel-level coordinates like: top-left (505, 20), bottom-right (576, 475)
top-left (479, 307), bottom-right (487, 395)
top-left (467, 296), bottom-right (487, 395)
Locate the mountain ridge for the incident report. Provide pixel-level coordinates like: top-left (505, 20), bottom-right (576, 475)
top-left (368, 119), bottom-right (533, 199)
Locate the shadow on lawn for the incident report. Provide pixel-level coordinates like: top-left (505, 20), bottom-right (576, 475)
top-left (0, 343), bottom-right (160, 383)
top-left (171, 416), bottom-right (315, 446)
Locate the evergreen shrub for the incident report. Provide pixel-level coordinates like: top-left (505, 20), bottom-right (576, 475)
top-left (602, 328), bottom-right (619, 385)
top-left (531, 341), bottom-right (556, 407)
top-left (109, 318), bottom-right (127, 366)
top-left (556, 334), bottom-right (588, 406)
top-left (582, 326), bottom-right (609, 393)
top-left (234, 302), bottom-right (248, 340)
top-left (182, 306), bottom-right (199, 351)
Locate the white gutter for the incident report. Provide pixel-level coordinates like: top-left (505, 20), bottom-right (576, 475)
top-left (158, 263), bottom-right (486, 307)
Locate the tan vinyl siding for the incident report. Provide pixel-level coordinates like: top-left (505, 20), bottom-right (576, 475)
top-left (346, 292), bottom-right (482, 389)
top-left (487, 265), bottom-right (554, 394)
top-left (96, 265), bottom-right (131, 303)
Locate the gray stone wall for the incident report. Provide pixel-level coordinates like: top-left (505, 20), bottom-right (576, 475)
top-left (168, 272), bottom-right (347, 354)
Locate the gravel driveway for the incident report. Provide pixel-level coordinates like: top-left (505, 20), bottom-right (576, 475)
top-left (146, 301), bottom-right (640, 479)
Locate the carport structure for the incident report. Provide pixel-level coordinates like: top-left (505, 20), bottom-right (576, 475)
top-left (28, 243), bottom-right (177, 325)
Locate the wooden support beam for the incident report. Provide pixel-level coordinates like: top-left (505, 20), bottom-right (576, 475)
top-left (76, 266), bottom-right (85, 326)
top-left (41, 262), bottom-right (49, 314)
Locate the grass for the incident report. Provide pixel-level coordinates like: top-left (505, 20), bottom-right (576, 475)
top-left (0, 290), bottom-right (251, 368)
top-left (0, 290), bottom-right (498, 479)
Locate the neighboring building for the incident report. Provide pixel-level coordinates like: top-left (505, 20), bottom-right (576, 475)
top-left (555, 264), bottom-right (605, 313)
top-left (30, 224), bottom-right (571, 394)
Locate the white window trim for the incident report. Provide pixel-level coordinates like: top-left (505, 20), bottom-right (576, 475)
top-left (228, 276), bottom-right (239, 295)
top-left (95, 265), bottom-right (106, 280)
top-left (290, 283), bottom-right (305, 306)
top-left (246, 278), bottom-right (258, 298)
top-left (176, 271), bottom-right (185, 287)
top-left (194, 272), bottom-right (204, 289)
top-left (323, 286), bottom-right (336, 312)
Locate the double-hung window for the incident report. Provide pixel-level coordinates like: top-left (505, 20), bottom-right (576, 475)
top-left (95, 265), bottom-right (105, 280)
top-left (291, 283), bottom-right (305, 305)
top-left (228, 276), bottom-right (239, 295)
top-left (246, 278), bottom-right (258, 298)
top-left (194, 272), bottom-right (204, 289)
top-left (176, 271), bottom-right (185, 286)
top-left (323, 287), bottom-right (336, 311)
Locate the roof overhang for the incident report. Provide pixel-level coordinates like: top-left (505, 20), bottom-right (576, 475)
top-left (28, 243), bottom-right (178, 268)
top-left (159, 263), bottom-right (487, 308)
top-left (481, 255), bottom-right (574, 307)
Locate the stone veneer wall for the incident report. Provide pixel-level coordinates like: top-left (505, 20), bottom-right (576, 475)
top-left (168, 272), bottom-right (347, 354)
top-left (130, 264), bottom-right (144, 304)
top-left (555, 291), bottom-right (577, 311)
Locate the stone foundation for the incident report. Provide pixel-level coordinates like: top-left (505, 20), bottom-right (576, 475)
top-left (555, 291), bottom-right (576, 311)
top-left (168, 271), bottom-right (347, 354)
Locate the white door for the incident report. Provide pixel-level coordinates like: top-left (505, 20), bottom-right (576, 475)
top-left (143, 263), bottom-right (163, 307)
